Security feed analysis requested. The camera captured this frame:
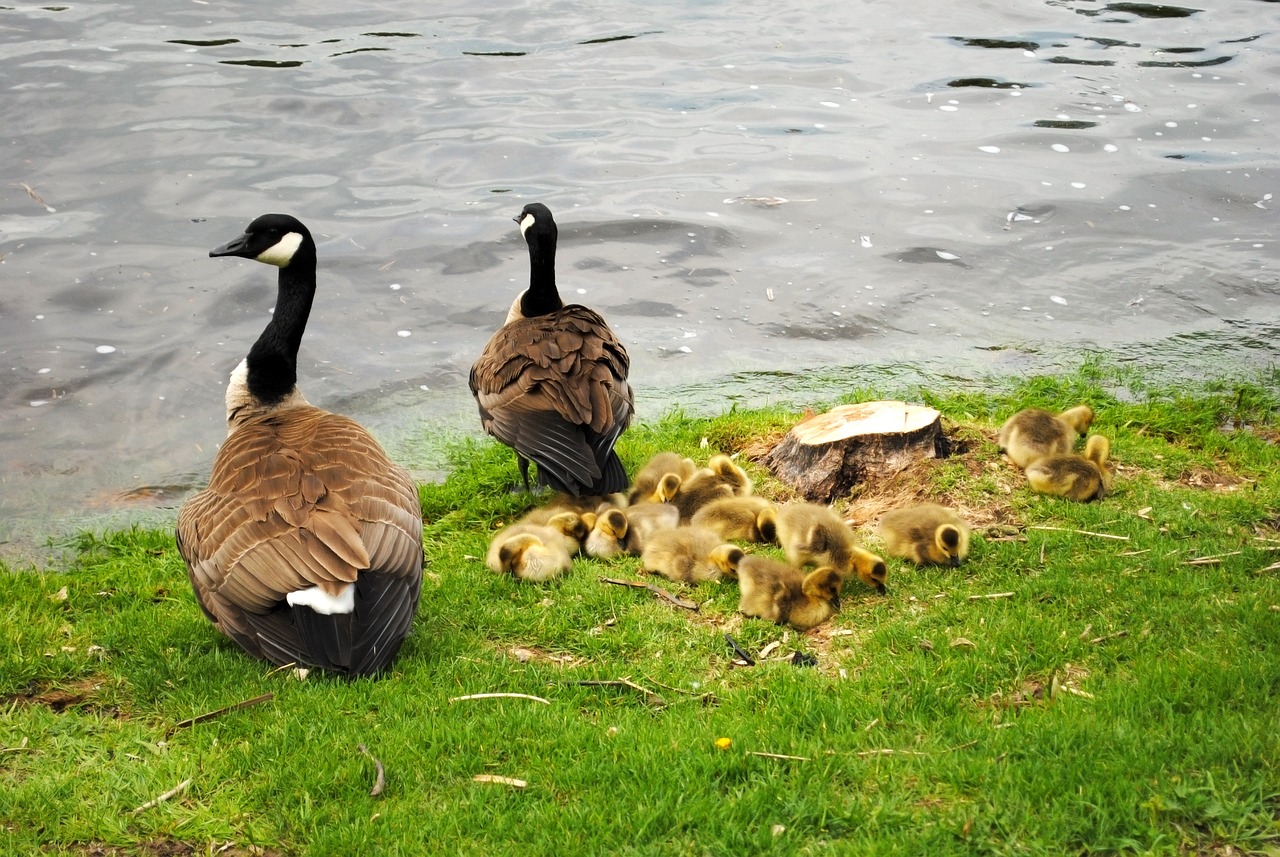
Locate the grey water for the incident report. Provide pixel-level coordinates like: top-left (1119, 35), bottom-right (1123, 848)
top-left (1, 0), bottom-right (1277, 562)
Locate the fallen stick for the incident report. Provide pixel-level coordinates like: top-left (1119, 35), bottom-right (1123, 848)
top-left (448, 692), bottom-right (550, 705)
top-left (573, 679), bottom-right (666, 708)
top-left (725, 635), bottom-right (756, 666)
top-left (968, 592), bottom-right (1015, 601)
top-left (1186, 551), bottom-right (1241, 566)
top-left (1258, 561), bottom-right (1280, 574)
top-left (748, 751), bottom-right (810, 762)
top-left (855, 748), bottom-right (927, 758)
top-left (473, 774), bottom-right (527, 788)
top-left (1089, 630), bottom-right (1129, 645)
top-left (358, 744), bottom-right (386, 797)
top-left (172, 693), bottom-right (274, 731)
top-left (131, 778), bottom-right (192, 814)
top-left (600, 577), bottom-right (698, 611)
top-left (1028, 526), bottom-right (1129, 541)
top-left (0, 737), bottom-right (33, 754)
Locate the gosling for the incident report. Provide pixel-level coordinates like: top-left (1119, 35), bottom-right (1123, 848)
top-left (640, 526), bottom-right (744, 583)
top-left (670, 455), bottom-right (751, 522)
top-left (737, 556), bottom-right (842, 632)
top-left (691, 495), bottom-right (779, 544)
top-left (628, 452), bottom-right (697, 505)
top-left (1026, 434), bottom-right (1113, 502)
top-left (998, 404), bottom-right (1094, 469)
top-left (878, 503), bottom-right (971, 567)
top-left (775, 502), bottom-right (888, 594)
top-left (486, 510), bottom-right (588, 582)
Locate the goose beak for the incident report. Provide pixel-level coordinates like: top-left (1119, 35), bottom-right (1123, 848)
top-left (210, 233), bottom-right (252, 258)
top-left (512, 213), bottom-right (523, 223)
top-left (875, 583), bottom-right (888, 595)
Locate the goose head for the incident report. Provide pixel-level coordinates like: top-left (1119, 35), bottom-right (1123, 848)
top-left (210, 213), bottom-right (313, 268)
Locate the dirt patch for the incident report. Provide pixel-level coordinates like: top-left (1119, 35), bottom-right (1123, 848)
top-left (1176, 466), bottom-right (1246, 492)
top-left (980, 664), bottom-right (1092, 710)
top-left (495, 644), bottom-right (585, 668)
top-left (6, 676), bottom-right (120, 717)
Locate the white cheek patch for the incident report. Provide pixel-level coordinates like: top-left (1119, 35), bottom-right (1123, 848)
top-left (519, 212), bottom-right (535, 237)
top-left (256, 231), bottom-right (303, 267)
top-left (286, 583), bottom-right (355, 615)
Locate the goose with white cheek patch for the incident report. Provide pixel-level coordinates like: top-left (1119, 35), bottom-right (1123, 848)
top-left (469, 203), bottom-right (634, 496)
top-left (177, 214), bottom-right (424, 678)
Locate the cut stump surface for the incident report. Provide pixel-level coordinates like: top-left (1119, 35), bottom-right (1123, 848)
top-left (764, 401), bottom-right (944, 502)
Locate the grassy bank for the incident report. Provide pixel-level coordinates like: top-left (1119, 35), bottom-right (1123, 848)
top-left (2, 364), bottom-right (1279, 856)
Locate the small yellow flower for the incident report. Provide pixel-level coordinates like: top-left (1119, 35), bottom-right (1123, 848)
top-left (714, 737), bottom-right (732, 751)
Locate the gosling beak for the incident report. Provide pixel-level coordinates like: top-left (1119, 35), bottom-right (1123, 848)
top-left (875, 583), bottom-right (887, 595)
top-left (950, 555), bottom-right (961, 568)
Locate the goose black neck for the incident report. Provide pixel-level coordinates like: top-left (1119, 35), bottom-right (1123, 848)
top-left (520, 229), bottom-right (563, 318)
top-left (246, 243), bottom-right (317, 404)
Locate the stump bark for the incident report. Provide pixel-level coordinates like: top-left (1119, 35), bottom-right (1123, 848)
top-left (763, 401), bottom-right (945, 502)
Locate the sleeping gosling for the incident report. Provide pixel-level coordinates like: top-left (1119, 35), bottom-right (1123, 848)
top-left (670, 455), bottom-right (750, 522)
top-left (737, 556), bottom-right (842, 631)
top-left (997, 404), bottom-right (1094, 469)
top-left (584, 506), bottom-right (633, 559)
top-left (622, 502), bottom-right (681, 553)
top-left (877, 503), bottom-right (971, 567)
top-left (775, 501), bottom-right (888, 594)
top-left (641, 526), bottom-right (745, 583)
top-left (1026, 434), bottom-right (1113, 502)
top-left (691, 495), bottom-right (779, 544)
top-left (629, 452), bottom-right (698, 505)
top-left (486, 509), bottom-right (589, 582)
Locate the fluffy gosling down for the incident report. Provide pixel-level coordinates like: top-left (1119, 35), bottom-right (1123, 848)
top-left (1026, 434), bottom-right (1113, 502)
top-left (737, 556), bottom-right (842, 632)
top-left (486, 510), bottom-right (589, 582)
top-left (690, 495), bottom-right (778, 544)
top-left (641, 526), bottom-right (745, 584)
top-left (997, 404), bottom-right (1094, 469)
top-left (878, 503), bottom-right (971, 567)
top-left (775, 502), bottom-right (888, 594)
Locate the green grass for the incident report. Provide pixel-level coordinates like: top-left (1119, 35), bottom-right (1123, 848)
top-left (3, 364), bottom-right (1280, 856)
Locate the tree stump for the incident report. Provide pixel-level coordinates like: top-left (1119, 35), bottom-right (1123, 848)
top-left (763, 401), bottom-right (944, 502)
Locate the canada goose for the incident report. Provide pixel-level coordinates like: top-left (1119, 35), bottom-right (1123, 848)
top-left (1026, 434), bottom-right (1113, 502)
top-left (737, 556), bottom-right (841, 631)
top-left (640, 526), bottom-right (745, 583)
top-left (775, 502), bottom-right (888, 594)
top-left (877, 503), bottom-right (971, 567)
top-left (469, 203), bottom-right (634, 496)
top-left (628, 452), bottom-right (698, 505)
top-left (691, 495), bottom-right (779, 544)
top-left (997, 404), bottom-right (1095, 469)
top-left (622, 502), bottom-right (681, 552)
top-left (177, 214), bottom-right (423, 678)
top-left (485, 510), bottom-right (587, 582)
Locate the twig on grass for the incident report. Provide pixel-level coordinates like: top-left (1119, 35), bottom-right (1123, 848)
top-left (1089, 630), bottom-right (1129, 645)
top-left (473, 774), bottom-right (527, 788)
top-left (448, 692), bottom-right (550, 705)
top-left (130, 778), bottom-right (192, 814)
top-left (855, 748), bottom-right (927, 758)
top-left (600, 576), bottom-right (698, 611)
top-left (725, 635), bottom-right (755, 666)
top-left (968, 592), bottom-right (1015, 601)
top-left (1, 737), bottom-right (34, 754)
top-left (573, 678), bottom-right (666, 708)
top-left (1185, 551), bottom-right (1241, 566)
top-left (358, 744), bottom-right (386, 797)
top-left (1028, 526), bottom-right (1129, 541)
top-left (172, 693), bottom-right (274, 731)
top-left (748, 751), bottom-right (810, 762)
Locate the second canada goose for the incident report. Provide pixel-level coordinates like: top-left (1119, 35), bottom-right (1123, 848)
top-left (469, 203), bottom-right (634, 496)
top-left (1026, 434), bottom-right (1113, 502)
top-left (641, 526), bottom-right (745, 583)
top-left (878, 503), bottom-right (971, 567)
top-left (998, 404), bottom-right (1094, 469)
top-left (177, 214), bottom-right (424, 678)
top-left (691, 495), bottom-right (779, 544)
top-left (775, 502), bottom-right (888, 594)
top-left (737, 556), bottom-right (841, 631)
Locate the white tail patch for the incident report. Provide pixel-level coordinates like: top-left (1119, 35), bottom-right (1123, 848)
top-left (287, 583), bottom-right (355, 615)
top-left (257, 231), bottom-right (304, 267)
top-left (519, 212), bottom-right (536, 237)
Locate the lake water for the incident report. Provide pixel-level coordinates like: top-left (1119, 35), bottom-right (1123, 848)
top-left (1, 0), bottom-right (1277, 562)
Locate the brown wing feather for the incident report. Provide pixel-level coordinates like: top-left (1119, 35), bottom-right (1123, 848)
top-left (177, 405), bottom-right (423, 663)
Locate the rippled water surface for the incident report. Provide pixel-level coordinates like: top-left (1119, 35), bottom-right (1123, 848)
top-left (1, 0), bottom-right (1277, 559)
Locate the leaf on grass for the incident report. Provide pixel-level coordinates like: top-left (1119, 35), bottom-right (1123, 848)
top-left (473, 774), bottom-right (527, 788)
